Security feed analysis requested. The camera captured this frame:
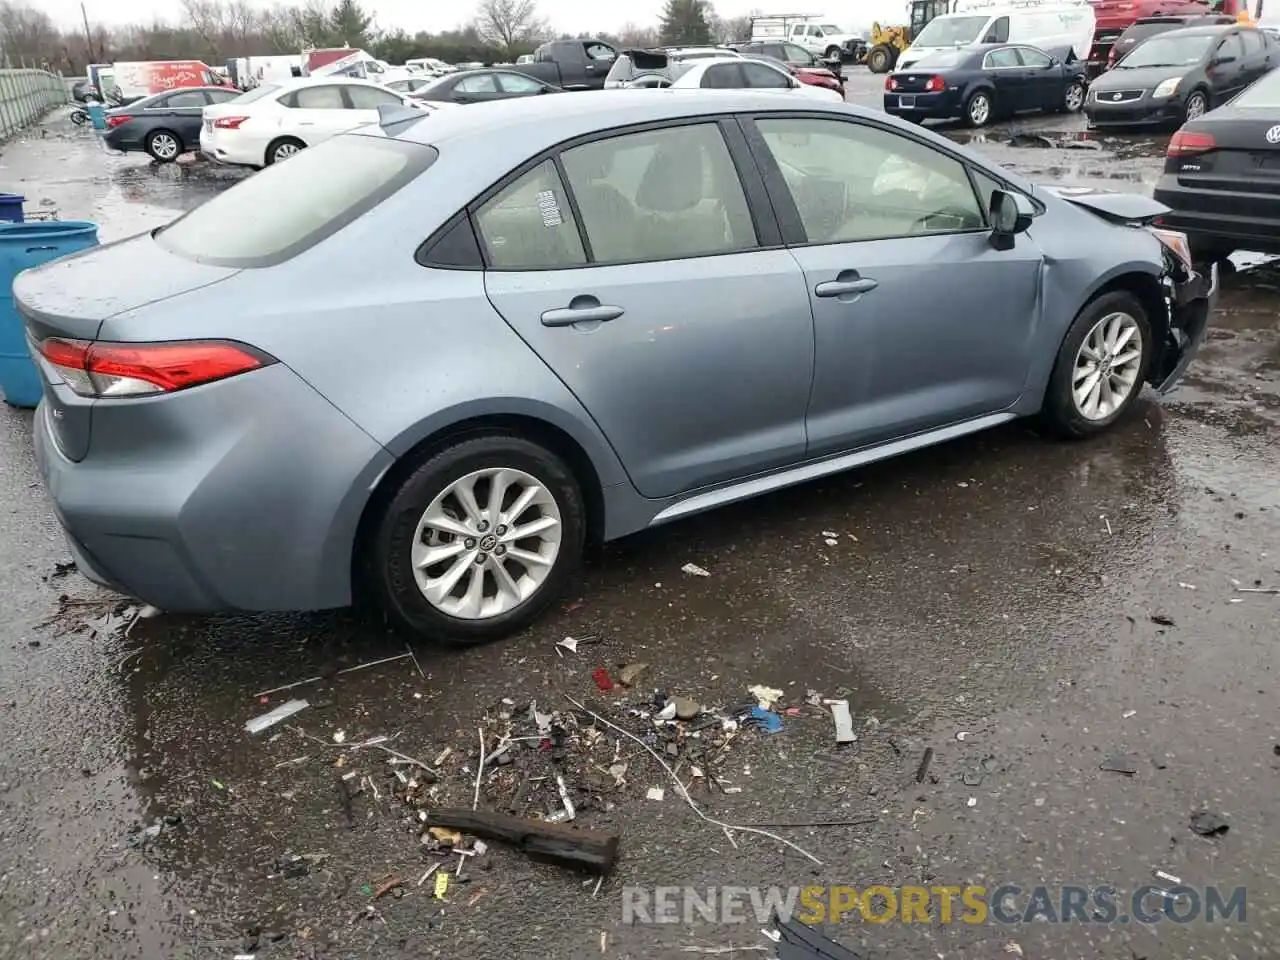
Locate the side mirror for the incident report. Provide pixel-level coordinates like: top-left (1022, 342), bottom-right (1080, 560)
top-left (1212, 54), bottom-right (1237, 66)
top-left (1047, 56), bottom-right (1060, 67)
top-left (989, 189), bottom-right (1034, 249)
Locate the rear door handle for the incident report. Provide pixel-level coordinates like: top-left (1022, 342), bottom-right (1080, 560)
top-left (815, 277), bottom-right (878, 298)
top-left (540, 301), bottom-right (624, 327)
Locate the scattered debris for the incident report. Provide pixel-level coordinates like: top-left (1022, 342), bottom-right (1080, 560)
top-left (617, 663), bottom-right (648, 687)
top-left (1004, 943), bottom-right (1024, 957)
top-left (955, 731), bottom-right (970, 742)
top-left (245, 699), bottom-right (309, 734)
top-left (421, 808), bottom-right (620, 874)
top-left (827, 700), bottom-right (855, 744)
top-left (1154, 869), bottom-right (1182, 885)
top-left (656, 701), bottom-right (678, 722)
top-left (966, 797), bottom-right (977, 808)
top-left (332, 730), bottom-right (347, 745)
top-left (1189, 811), bottom-right (1229, 837)
top-left (915, 748), bottom-right (934, 784)
top-left (682, 563), bottom-right (711, 577)
top-left (773, 913), bottom-right (864, 960)
top-left (1122, 709), bottom-right (1137, 720)
top-left (742, 706), bottom-right (783, 734)
top-left (557, 637), bottom-right (579, 654)
top-left (434, 870), bottom-right (449, 899)
top-left (1235, 586), bottom-right (1280, 595)
top-left (372, 877), bottom-right (404, 900)
top-left (748, 685), bottom-right (784, 710)
top-left (592, 667), bottom-right (615, 691)
top-left (1150, 614), bottom-right (1176, 627)
top-left (555, 774), bottom-right (576, 821)
top-left (671, 696), bottom-right (700, 721)
top-left (251, 652), bottom-right (416, 699)
top-left (1100, 755), bottom-right (1139, 776)
top-left (646, 787), bottom-right (665, 802)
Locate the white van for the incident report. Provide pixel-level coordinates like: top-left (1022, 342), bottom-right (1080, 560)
top-left (897, 0), bottom-right (1096, 70)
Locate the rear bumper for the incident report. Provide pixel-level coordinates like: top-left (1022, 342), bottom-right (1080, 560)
top-left (1152, 179), bottom-right (1280, 255)
top-left (883, 90), bottom-right (963, 120)
top-left (33, 363), bottom-right (394, 614)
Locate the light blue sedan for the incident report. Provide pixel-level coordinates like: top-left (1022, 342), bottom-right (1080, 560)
top-left (17, 90), bottom-right (1216, 644)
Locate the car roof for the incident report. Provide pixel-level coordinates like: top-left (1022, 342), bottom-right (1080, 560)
top-left (276, 75), bottom-right (391, 89)
top-left (376, 88), bottom-right (854, 152)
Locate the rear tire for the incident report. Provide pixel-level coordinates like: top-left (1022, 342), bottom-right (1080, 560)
top-left (1040, 291), bottom-right (1153, 439)
top-left (964, 89), bottom-right (993, 127)
top-left (368, 434), bottom-right (586, 645)
top-left (145, 129), bottom-right (182, 162)
top-left (265, 136), bottom-right (305, 165)
top-left (867, 44), bottom-right (895, 74)
top-left (824, 45), bottom-right (843, 60)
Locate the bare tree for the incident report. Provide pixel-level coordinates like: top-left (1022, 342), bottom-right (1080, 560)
top-left (711, 14), bottom-right (750, 44)
top-left (0, 1), bottom-right (59, 66)
top-left (616, 21), bottom-right (659, 46)
top-left (474, 0), bottom-right (546, 55)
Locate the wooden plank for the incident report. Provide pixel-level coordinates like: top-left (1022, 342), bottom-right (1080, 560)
top-left (423, 808), bottom-right (620, 874)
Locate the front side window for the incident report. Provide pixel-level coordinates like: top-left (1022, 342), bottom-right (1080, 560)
top-left (701, 63), bottom-right (743, 88)
top-left (783, 43), bottom-right (813, 62)
top-left (1217, 32), bottom-right (1245, 59)
top-left (292, 84), bottom-right (346, 109)
top-left (756, 117), bottom-right (985, 243)
top-left (157, 137), bottom-right (435, 268)
top-left (456, 74), bottom-right (500, 93)
top-left (474, 159), bottom-right (586, 269)
top-left (560, 123), bottom-right (758, 263)
top-left (742, 61), bottom-right (791, 87)
top-left (347, 85), bottom-right (403, 108)
top-left (586, 43), bottom-right (616, 60)
top-left (1017, 47), bottom-right (1052, 67)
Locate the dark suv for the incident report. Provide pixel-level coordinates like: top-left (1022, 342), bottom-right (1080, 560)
top-left (1107, 14), bottom-right (1236, 69)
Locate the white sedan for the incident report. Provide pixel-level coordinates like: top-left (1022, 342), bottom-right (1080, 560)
top-left (669, 56), bottom-right (843, 102)
top-left (200, 76), bottom-right (451, 168)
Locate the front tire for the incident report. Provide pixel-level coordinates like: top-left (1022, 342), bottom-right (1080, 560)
top-left (1062, 80), bottom-right (1085, 113)
top-left (368, 435), bottom-right (586, 645)
top-left (1040, 291), bottom-right (1152, 439)
top-left (1183, 89), bottom-right (1209, 122)
top-left (824, 45), bottom-right (843, 60)
top-left (867, 44), bottom-right (895, 74)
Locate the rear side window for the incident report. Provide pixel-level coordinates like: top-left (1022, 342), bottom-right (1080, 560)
top-left (164, 90), bottom-right (206, 108)
top-left (1241, 29), bottom-right (1265, 55)
top-left (157, 137), bottom-right (435, 268)
top-left (288, 84), bottom-right (345, 108)
top-left (474, 159), bottom-right (587, 269)
top-left (702, 63), bottom-right (742, 88)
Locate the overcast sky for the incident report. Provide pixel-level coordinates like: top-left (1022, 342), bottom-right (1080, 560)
top-left (52, 0), bottom-right (906, 37)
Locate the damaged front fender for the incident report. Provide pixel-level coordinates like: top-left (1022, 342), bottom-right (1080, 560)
top-left (1151, 258), bottom-right (1219, 394)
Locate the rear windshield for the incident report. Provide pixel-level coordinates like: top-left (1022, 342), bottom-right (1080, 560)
top-left (1117, 33), bottom-right (1215, 67)
top-left (913, 15), bottom-right (989, 46)
top-left (1121, 22), bottom-right (1179, 43)
top-left (911, 49), bottom-right (969, 67)
top-left (1232, 67), bottom-right (1280, 107)
top-left (230, 83), bottom-right (281, 104)
top-left (156, 136), bottom-right (436, 268)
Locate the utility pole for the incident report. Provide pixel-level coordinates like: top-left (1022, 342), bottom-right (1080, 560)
top-left (80, 2), bottom-right (95, 65)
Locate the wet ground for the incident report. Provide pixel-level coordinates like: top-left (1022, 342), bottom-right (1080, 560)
top-left (1, 93), bottom-right (1278, 960)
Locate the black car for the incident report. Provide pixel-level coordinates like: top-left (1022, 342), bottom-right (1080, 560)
top-left (1106, 14), bottom-right (1237, 71)
top-left (409, 68), bottom-right (561, 105)
top-left (103, 86), bottom-right (243, 162)
top-left (1086, 25), bottom-right (1275, 128)
top-left (70, 78), bottom-right (95, 103)
top-left (1153, 66), bottom-right (1280, 261)
top-left (883, 43), bottom-right (1087, 127)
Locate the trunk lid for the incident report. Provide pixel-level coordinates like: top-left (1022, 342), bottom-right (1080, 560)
top-left (1168, 113), bottom-right (1280, 208)
top-left (15, 231), bottom-right (239, 462)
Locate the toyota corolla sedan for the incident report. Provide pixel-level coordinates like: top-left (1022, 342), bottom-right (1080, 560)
top-left (17, 91), bottom-right (1216, 645)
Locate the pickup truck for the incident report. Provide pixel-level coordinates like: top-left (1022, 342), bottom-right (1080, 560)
top-left (516, 39), bottom-right (619, 90)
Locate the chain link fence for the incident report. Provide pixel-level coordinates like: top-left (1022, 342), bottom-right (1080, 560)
top-left (0, 70), bottom-right (67, 140)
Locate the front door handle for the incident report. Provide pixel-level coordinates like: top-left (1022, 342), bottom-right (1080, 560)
top-left (541, 297), bottom-right (624, 327)
top-left (815, 276), bottom-right (878, 298)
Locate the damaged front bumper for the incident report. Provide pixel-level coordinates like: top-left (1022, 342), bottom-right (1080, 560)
top-left (1152, 257), bottom-right (1218, 394)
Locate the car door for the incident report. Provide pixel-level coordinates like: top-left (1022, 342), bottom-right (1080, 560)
top-left (478, 121), bottom-right (815, 499)
top-left (983, 45), bottom-right (1032, 111)
top-left (743, 115), bottom-right (1043, 454)
top-left (145, 89), bottom-right (207, 147)
top-left (1207, 31), bottom-right (1247, 100)
top-left (1238, 28), bottom-right (1272, 87)
top-left (283, 83), bottom-right (354, 142)
top-left (495, 71), bottom-right (550, 97)
top-left (1014, 45), bottom-right (1061, 111)
top-left (451, 73), bottom-right (506, 103)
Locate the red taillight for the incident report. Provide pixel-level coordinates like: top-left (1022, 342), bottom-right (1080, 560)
top-left (885, 76), bottom-right (899, 90)
top-left (213, 115), bottom-right (249, 130)
top-left (1167, 130), bottom-right (1217, 156)
top-left (105, 115), bottom-right (132, 128)
top-left (925, 75), bottom-right (945, 92)
top-left (36, 338), bottom-right (274, 398)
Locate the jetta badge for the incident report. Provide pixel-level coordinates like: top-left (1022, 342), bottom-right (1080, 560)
top-left (1267, 124), bottom-right (1280, 144)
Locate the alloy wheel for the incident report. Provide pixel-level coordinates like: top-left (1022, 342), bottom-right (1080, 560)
top-left (273, 142), bottom-right (301, 162)
top-left (150, 133), bottom-right (179, 160)
top-left (1185, 93), bottom-right (1207, 120)
top-left (969, 93), bottom-right (990, 126)
top-left (1072, 311), bottom-right (1143, 421)
top-left (1064, 83), bottom-right (1084, 112)
top-left (411, 467), bottom-right (562, 620)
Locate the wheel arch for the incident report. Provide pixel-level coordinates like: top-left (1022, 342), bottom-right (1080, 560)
top-left (146, 126), bottom-right (182, 153)
top-left (264, 134), bottom-right (306, 165)
top-left (350, 412), bottom-right (609, 599)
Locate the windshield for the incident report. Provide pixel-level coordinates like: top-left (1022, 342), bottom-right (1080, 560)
top-left (1118, 33), bottom-right (1214, 67)
top-left (913, 15), bottom-right (989, 46)
top-left (1232, 67), bottom-right (1280, 106)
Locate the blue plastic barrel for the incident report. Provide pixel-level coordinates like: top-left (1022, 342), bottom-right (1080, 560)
top-left (0, 221), bottom-right (99, 408)
top-left (0, 194), bottom-right (23, 223)
top-left (87, 102), bottom-right (106, 130)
